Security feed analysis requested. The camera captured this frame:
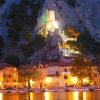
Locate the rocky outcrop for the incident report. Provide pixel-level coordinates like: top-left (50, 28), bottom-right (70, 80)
top-left (29, 30), bottom-right (63, 65)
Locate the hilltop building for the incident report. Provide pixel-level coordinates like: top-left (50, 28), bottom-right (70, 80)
top-left (34, 10), bottom-right (80, 57)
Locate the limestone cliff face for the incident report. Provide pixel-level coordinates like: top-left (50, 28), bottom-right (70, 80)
top-left (37, 0), bottom-right (100, 42)
top-left (0, 0), bottom-right (99, 43)
top-left (0, 0), bottom-right (99, 64)
top-left (29, 30), bottom-right (63, 65)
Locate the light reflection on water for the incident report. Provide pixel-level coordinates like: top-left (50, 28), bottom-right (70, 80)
top-left (0, 93), bottom-right (2, 100)
top-left (0, 91), bottom-right (100, 100)
top-left (83, 92), bottom-right (86, 100)
top-left (44, 92), bottom-right (50, 100)
top-left (74, 91), bottom-right (79, 100)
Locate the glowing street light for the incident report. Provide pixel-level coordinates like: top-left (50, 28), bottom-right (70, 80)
top-left (45, 77), bottom-right (52, 83)
top-left (54, 21), bottom-right (59, 28)
top-left (0, 82), bottom-right (2, 85)
top-left (72, 77), bottom-right (78, 84)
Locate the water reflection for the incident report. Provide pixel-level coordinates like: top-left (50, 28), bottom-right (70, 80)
top-left (0, 91), bottom-right (100, 100)
top-left (0, 93), bottom-right (2, 100)
top-left (44, 92), bottom-right (50, 100)
top-left (74, 92), bottom-right (79, 100)
top-left (83, 92), bottom-right (86, 100)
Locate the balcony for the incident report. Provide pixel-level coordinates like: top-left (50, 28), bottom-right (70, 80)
top-left (62, 71), bottom-right (71, 75)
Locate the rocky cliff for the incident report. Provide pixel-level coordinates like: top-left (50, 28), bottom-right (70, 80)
top-left (0, 0), bottom-right (99, 65)
top-left (38, 0), bottom-right (100, 42)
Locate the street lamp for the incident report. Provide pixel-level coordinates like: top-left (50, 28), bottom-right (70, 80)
top-left (54, 21), bottom-right (59, 28)
top-left (45, 77), bottom-right (52, 83)
top-left (72, 77), bottom-right (78, 84)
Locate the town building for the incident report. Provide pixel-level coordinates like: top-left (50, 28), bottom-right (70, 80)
top-left (0, 63), bottom-right (18, 89)
top-left (35, 58), bottom-right (100, 88)
top-left (0, 61), bottom-right (99, 89)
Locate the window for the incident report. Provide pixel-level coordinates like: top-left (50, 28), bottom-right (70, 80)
top-left (64, 68), bottom-right (67, 72)
top-left (93, 73), bottom-right (97, 78)
top-left (8, 74), bottom-right (12, 78)
top-left (40, 66), bottom-right (41, 69)
top-left (56, 71), bottom-right (59, 76)
top-left (3, 73), bottom-right (6, 77)
top-left (5, 80), bottom-right (8, 82)
top-left (13, 80), bottom-right (16, 82)
top-left (64, 75), bottom-right (68, 79)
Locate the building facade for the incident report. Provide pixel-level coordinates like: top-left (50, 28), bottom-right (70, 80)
top-left (0, 63), bottom-right (18, 89)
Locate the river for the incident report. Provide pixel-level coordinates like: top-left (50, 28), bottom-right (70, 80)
top-left (0, 91), bottom-right (100, 100)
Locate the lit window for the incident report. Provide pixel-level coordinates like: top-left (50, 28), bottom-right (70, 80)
top-left (64, 75), bottom-right (68, 79)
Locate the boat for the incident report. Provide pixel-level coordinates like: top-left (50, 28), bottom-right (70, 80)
top-left (68, 87), bottom-right (89, 91)
top-left (55, 89), bottom-right (66, 92)
top-left (94, 88), bottom-right (100, 91)
top-left (45, 88), bottom-right (56, 92)
top-left (1, 90), bottom-right (18, 93)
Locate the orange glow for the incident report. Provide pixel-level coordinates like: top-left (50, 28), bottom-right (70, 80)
top-left (67, 26), bottom-right (80, 37)
top-left (74, 92), bottom-right (79, 100)
top-left (72, 77), bottom-right (77, 84)
top-left (0, 93), bottom-right (2, 100)
top-left (0, 82), bottom-right (2, 85)
top-left (83, 92), bottom-right (86, 100)
top-left (45, 77), bottom-right (52, 83)
top-left (30, 92), bottom-right (34, 100)
top-left (83, 78), bottom-right (89, 84)
top-left (44, 92), bottom-right (50, 100)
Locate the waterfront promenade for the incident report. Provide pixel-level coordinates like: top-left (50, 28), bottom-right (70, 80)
top-left (0, 86), bottom-right (100, 93)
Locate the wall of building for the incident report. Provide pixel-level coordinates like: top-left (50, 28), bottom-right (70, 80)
top-left (0, 67), bottom-right (18, 89)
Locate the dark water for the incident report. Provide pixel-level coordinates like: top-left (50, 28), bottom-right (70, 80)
top-left (0, 91), bottom-right (100, 100)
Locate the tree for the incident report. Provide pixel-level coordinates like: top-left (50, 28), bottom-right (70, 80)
top-left (71, 54), bottom-right (92, 85)
top-left (18, 65), bottom-right (41, 90)
top-left (77, 32), bottom-right (100, 55)
top-left (0, 35), bottom-right (4, 56)
top-left (20, 44), bottom-right (33, 58)
top-left (33, 34), bottom-right (46, 50)
top-left (95, 54), bottom-right (100, 74)
top-left (5, 54), bottom-right (21, 69)
top-left (22, 29), bottom-right (33, 42)
top-left (7, 2), bottom-right (40, 45)
top-left (0, 0), bottom-right (6, 6)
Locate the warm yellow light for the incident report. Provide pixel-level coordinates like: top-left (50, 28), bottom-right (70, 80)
top-left (54, 21), bottom-right (59, 28)
top-left (13, 82), bottom-right (19, 85)
top-left (44, 92), bottom-right (51, 100)
top-left (83, 78), bottom-right (89, 83)
top-left (83, 92), bottom-right (86, 100)
top-left (26, 79), bottom-right (34, 87)
top-left (74, 92), bottom-right (79, 100)
top-left (72, 77), bottom-right (77, 84)
top-left (0, 82), bottom-right (2, 85)
top-left (30, 92), bottom-right (34, 100)
top-left (0, 93), bottom-right (2, 100)
top-left (45, 77), bottom-right (52, 83)
top-left (30, 79), bottom-right (34, 84)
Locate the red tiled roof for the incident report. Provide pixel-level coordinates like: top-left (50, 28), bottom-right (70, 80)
top-left (0, 63), bottom-right (14, 70)
top-left (48, 61), bottom-right (73, 67)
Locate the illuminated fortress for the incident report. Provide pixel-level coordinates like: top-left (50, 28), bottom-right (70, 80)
top-left (34, 10), bottom-right (80, 56)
